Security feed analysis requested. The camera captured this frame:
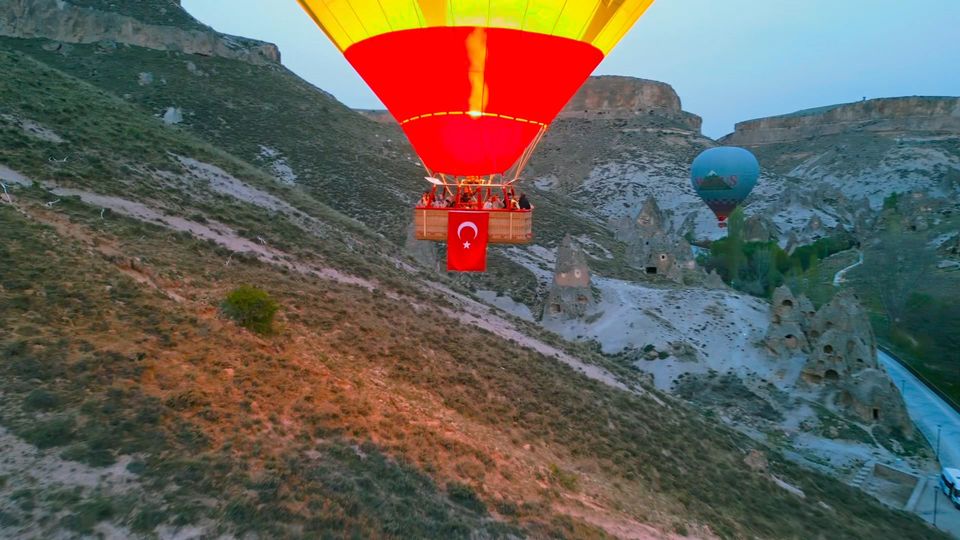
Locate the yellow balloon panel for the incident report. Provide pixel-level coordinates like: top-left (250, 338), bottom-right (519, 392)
top-left (297, 0), bottom-right (655, 53)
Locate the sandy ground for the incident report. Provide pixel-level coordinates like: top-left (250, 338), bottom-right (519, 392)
top-left (0, 427), bottom-right (139, 539)
top-left (542, 276), bottom-right (772, 391)
top-left (0, 165), bottom-right (34, 187)
top-left (475, 290), bottom-right (534, 321)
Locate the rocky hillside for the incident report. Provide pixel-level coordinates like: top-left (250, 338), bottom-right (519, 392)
top-left (721, 97), bottom-right (960, 205)
top-left (1, 0), bottom-right (280, 64)
top-left (525, 77), bottom-right (850, 244)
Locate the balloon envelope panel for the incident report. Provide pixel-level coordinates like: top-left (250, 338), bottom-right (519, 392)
top-left (297, 0), bottom-right (655, 54)
top-left (345, 27), bottom-right (601, 175)
top-left (690, 147), bottom-right (760, 222)
top-left (297, 0), bottom-right (656, 176)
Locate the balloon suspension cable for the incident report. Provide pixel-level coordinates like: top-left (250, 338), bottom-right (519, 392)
top-left (508, 124), bottom-right (548, 184)
top-left (419, 157), bottom-right (433, 179)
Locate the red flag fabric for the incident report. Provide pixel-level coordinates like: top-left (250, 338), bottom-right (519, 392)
top-left (447, 211), bottom-right (489, 272)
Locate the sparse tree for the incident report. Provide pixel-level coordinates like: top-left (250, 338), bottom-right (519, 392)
top-left (724, 207), bottom-right (747, 286)
top-left (859, 218), bottom-right (936, 324)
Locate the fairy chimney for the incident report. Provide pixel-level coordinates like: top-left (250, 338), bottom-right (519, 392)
top-left (612, 195), bottom-right (666, 242)
top-left (620, 196), bottom-right (695, 283)
top-left (543, 236), bottom-right (594, 320)
top-left (635, 195), bottom-right (665, 237)
top-left (764, 286), bottom-right (811, 357)
top-left (802, 291), bottom-right (878, 383)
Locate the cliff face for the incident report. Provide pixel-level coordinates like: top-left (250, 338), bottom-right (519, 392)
top-left (559, 75), bottom-right (702, 131)
top-left (0, 0), bottom-right (280, 65)
top-left (722, 97), bottom-right (960, 146)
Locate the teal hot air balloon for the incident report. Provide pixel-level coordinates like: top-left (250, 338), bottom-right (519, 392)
top-left (690, 147), bottom-right (760, 228)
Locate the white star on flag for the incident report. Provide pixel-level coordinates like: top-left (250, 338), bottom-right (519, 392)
top-left (463, 241), bottom-right (471, 249)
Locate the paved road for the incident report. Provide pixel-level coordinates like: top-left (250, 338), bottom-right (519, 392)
top-left (832, 251), bottom-right (863, 287)
top-left (879, 351), bottom-right (960, 469)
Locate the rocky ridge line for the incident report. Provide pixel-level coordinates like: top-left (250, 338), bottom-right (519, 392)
top-left (0, 0), bottom-right (280, 65)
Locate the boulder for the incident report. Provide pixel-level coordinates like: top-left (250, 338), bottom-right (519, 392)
top-left (162, 107), bottom-right (183, 125)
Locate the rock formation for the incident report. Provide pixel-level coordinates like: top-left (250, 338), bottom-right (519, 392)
top-left (721, 97), bottom-right (960, 146)
top-left (617, 196), bottom-right (695, 283)
top-left (836, 369), bottom-right (914, 436)
top-left (764, 286), bottom-right (812, 358)
top-left (743, 214), bottom-right (779, 243)
top-left (803, 215), bottom-right (825, 238)
top-left (543, 236), bottom-right (594, 320)
top-left (803, 291), bottom-right (878, 382)
top-left (1, 0), bottom-right (281, 65)
top-left (764, 288), bottom-right (912, 434)
top-left (625, 232), bottom-right (695, 283)
top-left (558, 76), bottom-right (703, 132)
top-left (703, 270), bottom-right (727, 289)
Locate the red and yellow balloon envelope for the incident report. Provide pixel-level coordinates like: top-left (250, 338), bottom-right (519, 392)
top-left (297, 0), bottom-right (656, 176)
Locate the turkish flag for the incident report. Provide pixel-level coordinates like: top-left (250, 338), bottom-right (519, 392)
top-left (447, 211), bottom-right (489, 272)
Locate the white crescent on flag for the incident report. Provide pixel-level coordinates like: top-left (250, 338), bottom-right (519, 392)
top-left (457, 221), bottom-right (479, 240)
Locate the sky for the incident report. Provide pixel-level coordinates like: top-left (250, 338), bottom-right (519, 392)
top-left (182, 0), bottom-right (960, 138)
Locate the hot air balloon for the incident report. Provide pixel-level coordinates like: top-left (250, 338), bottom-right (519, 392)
top-left (690, 147), bottom-right (760, 228)
top-left (297, 0), bottom-right (656, 252)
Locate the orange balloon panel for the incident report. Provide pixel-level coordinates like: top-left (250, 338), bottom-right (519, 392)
top-left (297, 0), bottom-right (656, 175)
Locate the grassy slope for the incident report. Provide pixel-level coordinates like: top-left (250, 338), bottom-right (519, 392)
top-left (0, 27), bottom-right (946, 540)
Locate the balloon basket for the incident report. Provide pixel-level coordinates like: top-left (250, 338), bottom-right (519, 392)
top-left (414, 208), bottom-right (532, 244)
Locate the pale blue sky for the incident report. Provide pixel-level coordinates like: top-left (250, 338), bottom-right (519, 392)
top-left (182, 0), bottom-right (960, 138)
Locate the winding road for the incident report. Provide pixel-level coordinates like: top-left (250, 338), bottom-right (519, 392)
top-left (833, 251), bottom-right (864, 287)
top-left (879, 351), bottom-right (960, 469)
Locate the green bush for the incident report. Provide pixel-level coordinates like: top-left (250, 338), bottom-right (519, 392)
top-left (23, 388), bottom-right (62, 411)
top-left (21, 416), bottom-right (76, 449)
top-left (61, 497), bottom-right (115, 534)
top-left (446, 482), bottom-right (486, 514)
top-left (222, 285), bottom-right (279, 335)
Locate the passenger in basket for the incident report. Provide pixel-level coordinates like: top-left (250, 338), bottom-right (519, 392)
top-left (518, 193), bottom-right (532, 210)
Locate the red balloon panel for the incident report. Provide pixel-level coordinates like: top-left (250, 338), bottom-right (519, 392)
top-left (345, 26), bottom-right (603, 175)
